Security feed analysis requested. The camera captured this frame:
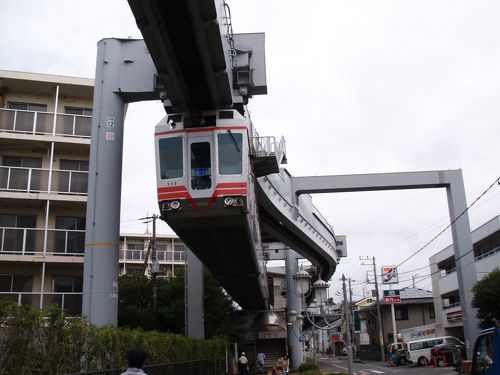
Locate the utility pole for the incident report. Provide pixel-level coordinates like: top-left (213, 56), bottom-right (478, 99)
top-left (348, 278), bottom-right (355, 358)
top-left (360, 256), bottom-right (385, 361)
top-left (141, 214), bottom-right (161, 312)
top-left (342, 275), bottom-right (355, 375)
top-left (412, 274), bottom-right (418, 288)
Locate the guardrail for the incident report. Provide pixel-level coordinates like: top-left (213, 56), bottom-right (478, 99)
top-left (475, 246), bottom-right (500, 261)
top-left (0, 166), bottom-right (88, 194)
top-left (0, 108), bottom-right (91, 137)
top-left (253, 135), bottom-right (286, 165)
top-left (0, 292), bottom-right (83, 316)
top-left (0, 227), bottom-right (85, 255)
top-left (120, 249), bottom-right (186, 262)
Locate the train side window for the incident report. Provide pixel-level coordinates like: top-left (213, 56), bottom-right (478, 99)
top-left (159, 137), bottom-right (183, 179)
top-left (218, 132), bottom-right (242, 175)
top-left (191, 142), bottom-right (211, 190)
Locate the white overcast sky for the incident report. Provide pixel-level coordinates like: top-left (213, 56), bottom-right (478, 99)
top-left (1, 0), bottom-right (499, 300)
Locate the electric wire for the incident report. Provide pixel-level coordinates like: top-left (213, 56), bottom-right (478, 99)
top-left (394, 175), bottom-right (499, 269)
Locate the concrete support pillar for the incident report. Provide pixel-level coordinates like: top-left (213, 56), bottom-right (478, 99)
top-left (285, 249), bottom-right (304, 369)
top-left (83, 39), bottom-right (126, 326)
top-left (186, 249), bottom-right (204, 339)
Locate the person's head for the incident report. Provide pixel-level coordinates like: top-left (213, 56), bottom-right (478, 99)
top-left (128, 348), bottom-right (146, 368)
top-left (241, 351), bottom-right (246, 356)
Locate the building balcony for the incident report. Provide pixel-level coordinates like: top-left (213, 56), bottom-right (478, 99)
top-left (120, 249), bottom-right (186, 263)
top-left (442, 303), bottom-right (463, 328)
top-left (0, 108), bottom-right (91, 138)
top-left (0, 166), bottom-right (88, 195)
top-left (437, 268), bottom-right (459, 295)
top-left (0, 291), bottom-right (82, 316)
top-left (0, 227), bottom-right (85, 256)
top-left (475, 246), bottom-right (500, 279)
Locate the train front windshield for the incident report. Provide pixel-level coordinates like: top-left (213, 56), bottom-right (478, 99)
top-left (218, 132), bottom-right (242, 175)
top-left (159, 137), bottom-right (183, 179)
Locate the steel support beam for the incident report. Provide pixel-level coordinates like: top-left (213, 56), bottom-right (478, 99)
top-left (291, 169), bottom-right (479, 357)
top-left (186, 249), bottom-right (205, 339)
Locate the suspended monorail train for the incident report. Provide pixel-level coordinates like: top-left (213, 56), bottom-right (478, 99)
top-left (154, 109), bottom-right (268, 309)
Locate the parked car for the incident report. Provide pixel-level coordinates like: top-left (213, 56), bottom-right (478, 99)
top-left (430, 342), bottom-right (465, 367)
top-left (387, 342), bottom-right (408, 366)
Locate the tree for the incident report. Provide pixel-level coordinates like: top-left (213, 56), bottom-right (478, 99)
top-left (472, 267), bottom-right (500, 329)
top-left (118, 268), bottom-right (247, 342)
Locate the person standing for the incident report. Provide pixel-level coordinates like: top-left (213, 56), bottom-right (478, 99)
top-left (257, 350), bottom-right (266, 373)
top-left (120, 348), bottom-right (148, 375)
top-left (238, 351), bottom-right (249, 375)
top-left (283, 354), bottom-right (289, 375)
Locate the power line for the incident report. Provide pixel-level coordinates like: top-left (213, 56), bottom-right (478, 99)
top-left (395, 175), bottom-right (500, 269)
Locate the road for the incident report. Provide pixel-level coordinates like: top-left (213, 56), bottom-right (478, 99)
top-left (304, 352), bottom-right (458, 374)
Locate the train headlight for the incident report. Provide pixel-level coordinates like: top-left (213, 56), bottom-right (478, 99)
top-left (223, 196), bottom-right (245, 207)
top-left (162, 201), bottom-right (171, 210)
top-left (170, 200), bottom-right (181, 210)
top-left (224, 197), bottom-right (235, 206)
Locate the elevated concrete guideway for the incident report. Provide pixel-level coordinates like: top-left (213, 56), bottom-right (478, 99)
top-left (291, 169), bottom-right (479, 358)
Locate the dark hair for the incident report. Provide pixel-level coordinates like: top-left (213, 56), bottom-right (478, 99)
top-left (128, 348), bottom-right (146, 368)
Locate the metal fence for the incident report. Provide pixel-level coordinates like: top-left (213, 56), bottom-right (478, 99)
top-left (64, 358), bottom-right (226, 375)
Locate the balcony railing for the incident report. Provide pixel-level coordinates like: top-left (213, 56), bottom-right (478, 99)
top-left (0, 108), bottom-right (91, 138)
top-left (119, 249), bottom-right (186, 262)
top-left (475, 245), bottom-right (500, 261)
top-left (0, 166), bottom-right (88, 194)
top-left (0, 292), bottom-right (82, 316)
top-left (0, 227), bottom-right (85, 255)
top-left (438, 267), bottom-right (456, 278)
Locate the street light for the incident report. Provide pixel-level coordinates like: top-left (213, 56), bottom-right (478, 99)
top-left (292, 269), bottom-right (353, 375)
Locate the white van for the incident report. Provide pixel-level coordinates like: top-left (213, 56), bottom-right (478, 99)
top-left (406, 336), bottom-right (464, 366)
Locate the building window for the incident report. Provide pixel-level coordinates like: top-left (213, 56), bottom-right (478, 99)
top-left (395, 305), bottom-right (409, 320)
top-left (8, 102), bottom-right (47, 112)
top-left (0, 214), bottom-right (37, 253)
top-left (52, 276), bottom-right (83, 316)
top-left (1, 155), bottom-right (42, 191)
top-left (54, 216), bottom-right (85, 254)
top-left (64, 107), bottom-right (92, 116)
top-left (0, 274), bottom-right (33, 292)
top-left (126, 242), bottom-right (145, 260)
top-left (52, 276), bottom-right (83, 293)
top-left (58, 159), bottom-right (89, 193)
top-left (429, 306), bottom-right (435, 319)
top-left (8, 102), bottom-right (47, 133)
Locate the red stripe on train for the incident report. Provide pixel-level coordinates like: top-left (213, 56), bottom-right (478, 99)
top-left (157, 186), bottom-right (187, 193)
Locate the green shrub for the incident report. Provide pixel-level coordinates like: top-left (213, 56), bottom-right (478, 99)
top-left (0, 301), bottom-right (226, 375)
top-left (298, 362), bottom-right (321, 373)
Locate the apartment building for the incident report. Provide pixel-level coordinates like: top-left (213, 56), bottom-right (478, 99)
top-left (429, 215), bottom-right (500, 339)
top-left (0, 70), bottom-right (186, 316)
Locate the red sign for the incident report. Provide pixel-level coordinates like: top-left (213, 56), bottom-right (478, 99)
top-left (331, 334), bottom-right (340, 342)
top-left (383, 296), bottom-right (401, 303)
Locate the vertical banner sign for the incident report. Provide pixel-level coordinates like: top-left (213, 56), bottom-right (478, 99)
top-left (382, 265), bottom-right (399, 284)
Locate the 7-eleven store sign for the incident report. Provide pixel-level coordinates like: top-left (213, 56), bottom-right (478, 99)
top-left (381, 265), bottom-right (399, 284)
